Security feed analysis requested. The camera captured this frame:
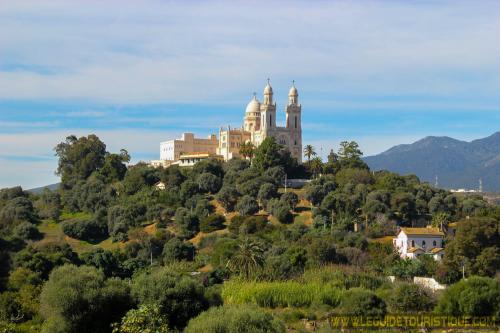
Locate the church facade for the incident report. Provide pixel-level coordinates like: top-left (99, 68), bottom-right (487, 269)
top-left (217, 81), bottom-right (302, 162)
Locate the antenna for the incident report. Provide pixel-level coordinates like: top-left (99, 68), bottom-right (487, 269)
top-left (435, 175), bottom-right (439, 188)
top-left (479, 178), bottom-right (483, 193)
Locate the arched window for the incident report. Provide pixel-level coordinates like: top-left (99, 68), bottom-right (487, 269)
top-left (411, 240), bottom-right (415, 247)
top-left (433, 240), bottom-right (437, 247)
top-left (294, 116), bottom-right (297, 129)
top-left (270, 115), bottom-right (272, 127)
top-left (422, 240), bottom-right (426, 247)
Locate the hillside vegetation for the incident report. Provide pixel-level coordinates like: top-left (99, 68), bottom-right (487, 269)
top-left (0, 134), bottom-right (499, 332)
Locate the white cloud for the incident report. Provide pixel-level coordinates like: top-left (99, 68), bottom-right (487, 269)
top-left (0, 0), bottom-right (499, 103)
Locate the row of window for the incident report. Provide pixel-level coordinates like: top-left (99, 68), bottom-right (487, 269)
top-left (410, 240), bottom-right (441, 248)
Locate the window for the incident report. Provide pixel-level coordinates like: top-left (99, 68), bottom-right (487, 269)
top-left (294, 116), bottom-right (297, 129)
top-left (411, 240), bottom-right (415, 247)
top-left (433, 240), bottom-right (437, 247)
top-left (422, 240), bottom-right (426, 247)
top-left (270, 115), bottom-right (272, 127)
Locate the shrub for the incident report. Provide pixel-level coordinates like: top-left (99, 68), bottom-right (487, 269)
top-left (40, 265), bottom-right (132, 333)
top-left (14, 222), bottom-right (41, 240)
top-left (435, 276), bottom-right (500, 316)
top-left (338, 288), bottom-right (386, 317)
top-left (280, 192), bottom-right (299, 210)
top-left (184, 304), bottom-right (285, 333)
top-left (216, 186), bottom-right (239, 212)
top-left (61, 218), bottom-right (108, 242)
top-left (236, 195), bottom-right (259, 216)
top-left (112, 304), bottom-right (172, 333)
top-left (131, 268), bottom-right (209, 329)
top-left (162, 238), bottom-right (196, 263)
top-left (200, 214), bottom-right (226, 233)
top-left (197, 173), bottom-right (222, 194)
top-left (387, 283), bottom-right (434, 313)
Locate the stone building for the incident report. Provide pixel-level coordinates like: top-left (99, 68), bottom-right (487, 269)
top-left (217, 80), bottom-right (303, 162)
top-left (393, 227), bottom-right (445, 261)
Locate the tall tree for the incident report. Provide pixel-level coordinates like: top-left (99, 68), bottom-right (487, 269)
top-left (303, 145), bottom-right (316, 164)
top-left (55, 135), bottom-right (107, 189)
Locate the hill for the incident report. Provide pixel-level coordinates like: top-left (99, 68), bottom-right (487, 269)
top-left (27, 182), bottom-right (60, 194)
top-left (364, 132), bottom-right (500, 192)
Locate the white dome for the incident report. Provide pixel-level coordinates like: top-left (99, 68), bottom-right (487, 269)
top-left (289, 85), bottom-right (298, 96)
top-left (246, 95), bottom-right (261, 113)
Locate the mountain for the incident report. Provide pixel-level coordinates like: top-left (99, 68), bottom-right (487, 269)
top-left (27, 183), bottom-right (60, 194)
top-left (364, 132), bottom-right (500, 192)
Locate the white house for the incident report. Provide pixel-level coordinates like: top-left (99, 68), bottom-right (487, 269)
top-left (393, 227), bottom-right (445, 261)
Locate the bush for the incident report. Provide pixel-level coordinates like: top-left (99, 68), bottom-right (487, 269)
top-left (435, 276), bottom-right (500, 316)
top-left (280, 192), bottom-right (299, 210)
top-left (61, 218), bottom-right (108, 242)
top-left (162, 238), bottom-right (196, 263)
top-left (184, 304), bottom-right (285, 333)
top-left (174, 208), bottom-right (200, 239)
top-left (132, 268), bottom-right (209, 329)
top-left (338, 288), bottom-right (386, 317)
top-left (387, 283), bottom-right (434, 313)
top-left (40, 265), bottom-right (132, 333)
top-left (197, 173), bottom-right (222, 194)
top-left (112, 304), bottom-right (172, 333)
top-left (236, 195), bottom-right (259, 216)
top-left (200, 214), bottom-right (226, 233)
top-left (216, 186), bottom-right (239, 212)
top-left (14, 222), bottom-right (41, 240)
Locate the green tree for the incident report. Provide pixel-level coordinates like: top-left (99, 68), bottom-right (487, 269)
top-left (197, 173), bottom-right (222, 194)
top-left (112, 304), bottom-right (172, 333)
top-left (280, 192), bottom-right (299, 211)
top-left (184, 304), bottom-right (285, 333)
top-left (40, 264), bottom-right (132, 333)
top-left (216, 186), bottom-right (239, 212)
top-left (339, 288), bottom-right (387, 317)
top-left (236, 195), bottom-right (259, 216)
top-left (257, 183), bottom-right (278, 208)
top-left (99, 149), bottom-right (130, 183)
top-left (387, 283), bottom-right (434, 313)
top-left (55, 134), bottom-right (107, 189)
top-left (162, 238), bottom-right (196, 263)
top-left (252, 137), bottom-right (284, 172)
top-left (441, 217), bottom-right (500, 281)
top-left (239, 142), bottom-right (255, 161)
top-left (435, 276), bottom-right (500, 316)
top-left (131, 268), bottom-right (209, 329)
top-left (35, 188), bottom-right (61, 221)
top-left (200, 214), bottom-right (226, 233)
top-left (226, 238), bottom-right (264, 280)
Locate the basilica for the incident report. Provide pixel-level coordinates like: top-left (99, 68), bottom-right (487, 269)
top-left (218, 80), bottom-right (303, 162)
top-left (153, 80), bottom-right (303, 167)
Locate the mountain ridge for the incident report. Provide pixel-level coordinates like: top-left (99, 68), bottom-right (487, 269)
top-left (364, 132), bottom-right (500, 192)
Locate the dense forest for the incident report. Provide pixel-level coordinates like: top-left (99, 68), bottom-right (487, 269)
top-left (0, 134), bottom-right (499, 333)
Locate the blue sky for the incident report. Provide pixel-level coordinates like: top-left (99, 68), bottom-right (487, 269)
top-left (1, 0), bottom-right (499, 189)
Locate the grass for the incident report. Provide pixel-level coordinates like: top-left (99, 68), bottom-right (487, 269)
top-left (222, 280), bottom-right (343, 308)
top-left (36, 218), bottom-right (121, 254)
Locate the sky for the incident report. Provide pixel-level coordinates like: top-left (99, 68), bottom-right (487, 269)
top-left (1, 0), bottom-right (500, 189)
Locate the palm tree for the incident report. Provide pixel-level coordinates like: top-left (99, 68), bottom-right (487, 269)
top-left (226, 238), bottom-right (264, 280)
top-left (310, 156), bottom-right (323, 179)
top-left (303, 144), bottom-right (316, 164)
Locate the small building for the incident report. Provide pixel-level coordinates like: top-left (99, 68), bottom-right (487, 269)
top-left (393, 226), bottom-right (445, 261)
top-left (154, 181), bottom-right (166, 190)
top-left (160, 133), bottom-right (218, 162)
top-left (178, 153), bottom-right (224, 167)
